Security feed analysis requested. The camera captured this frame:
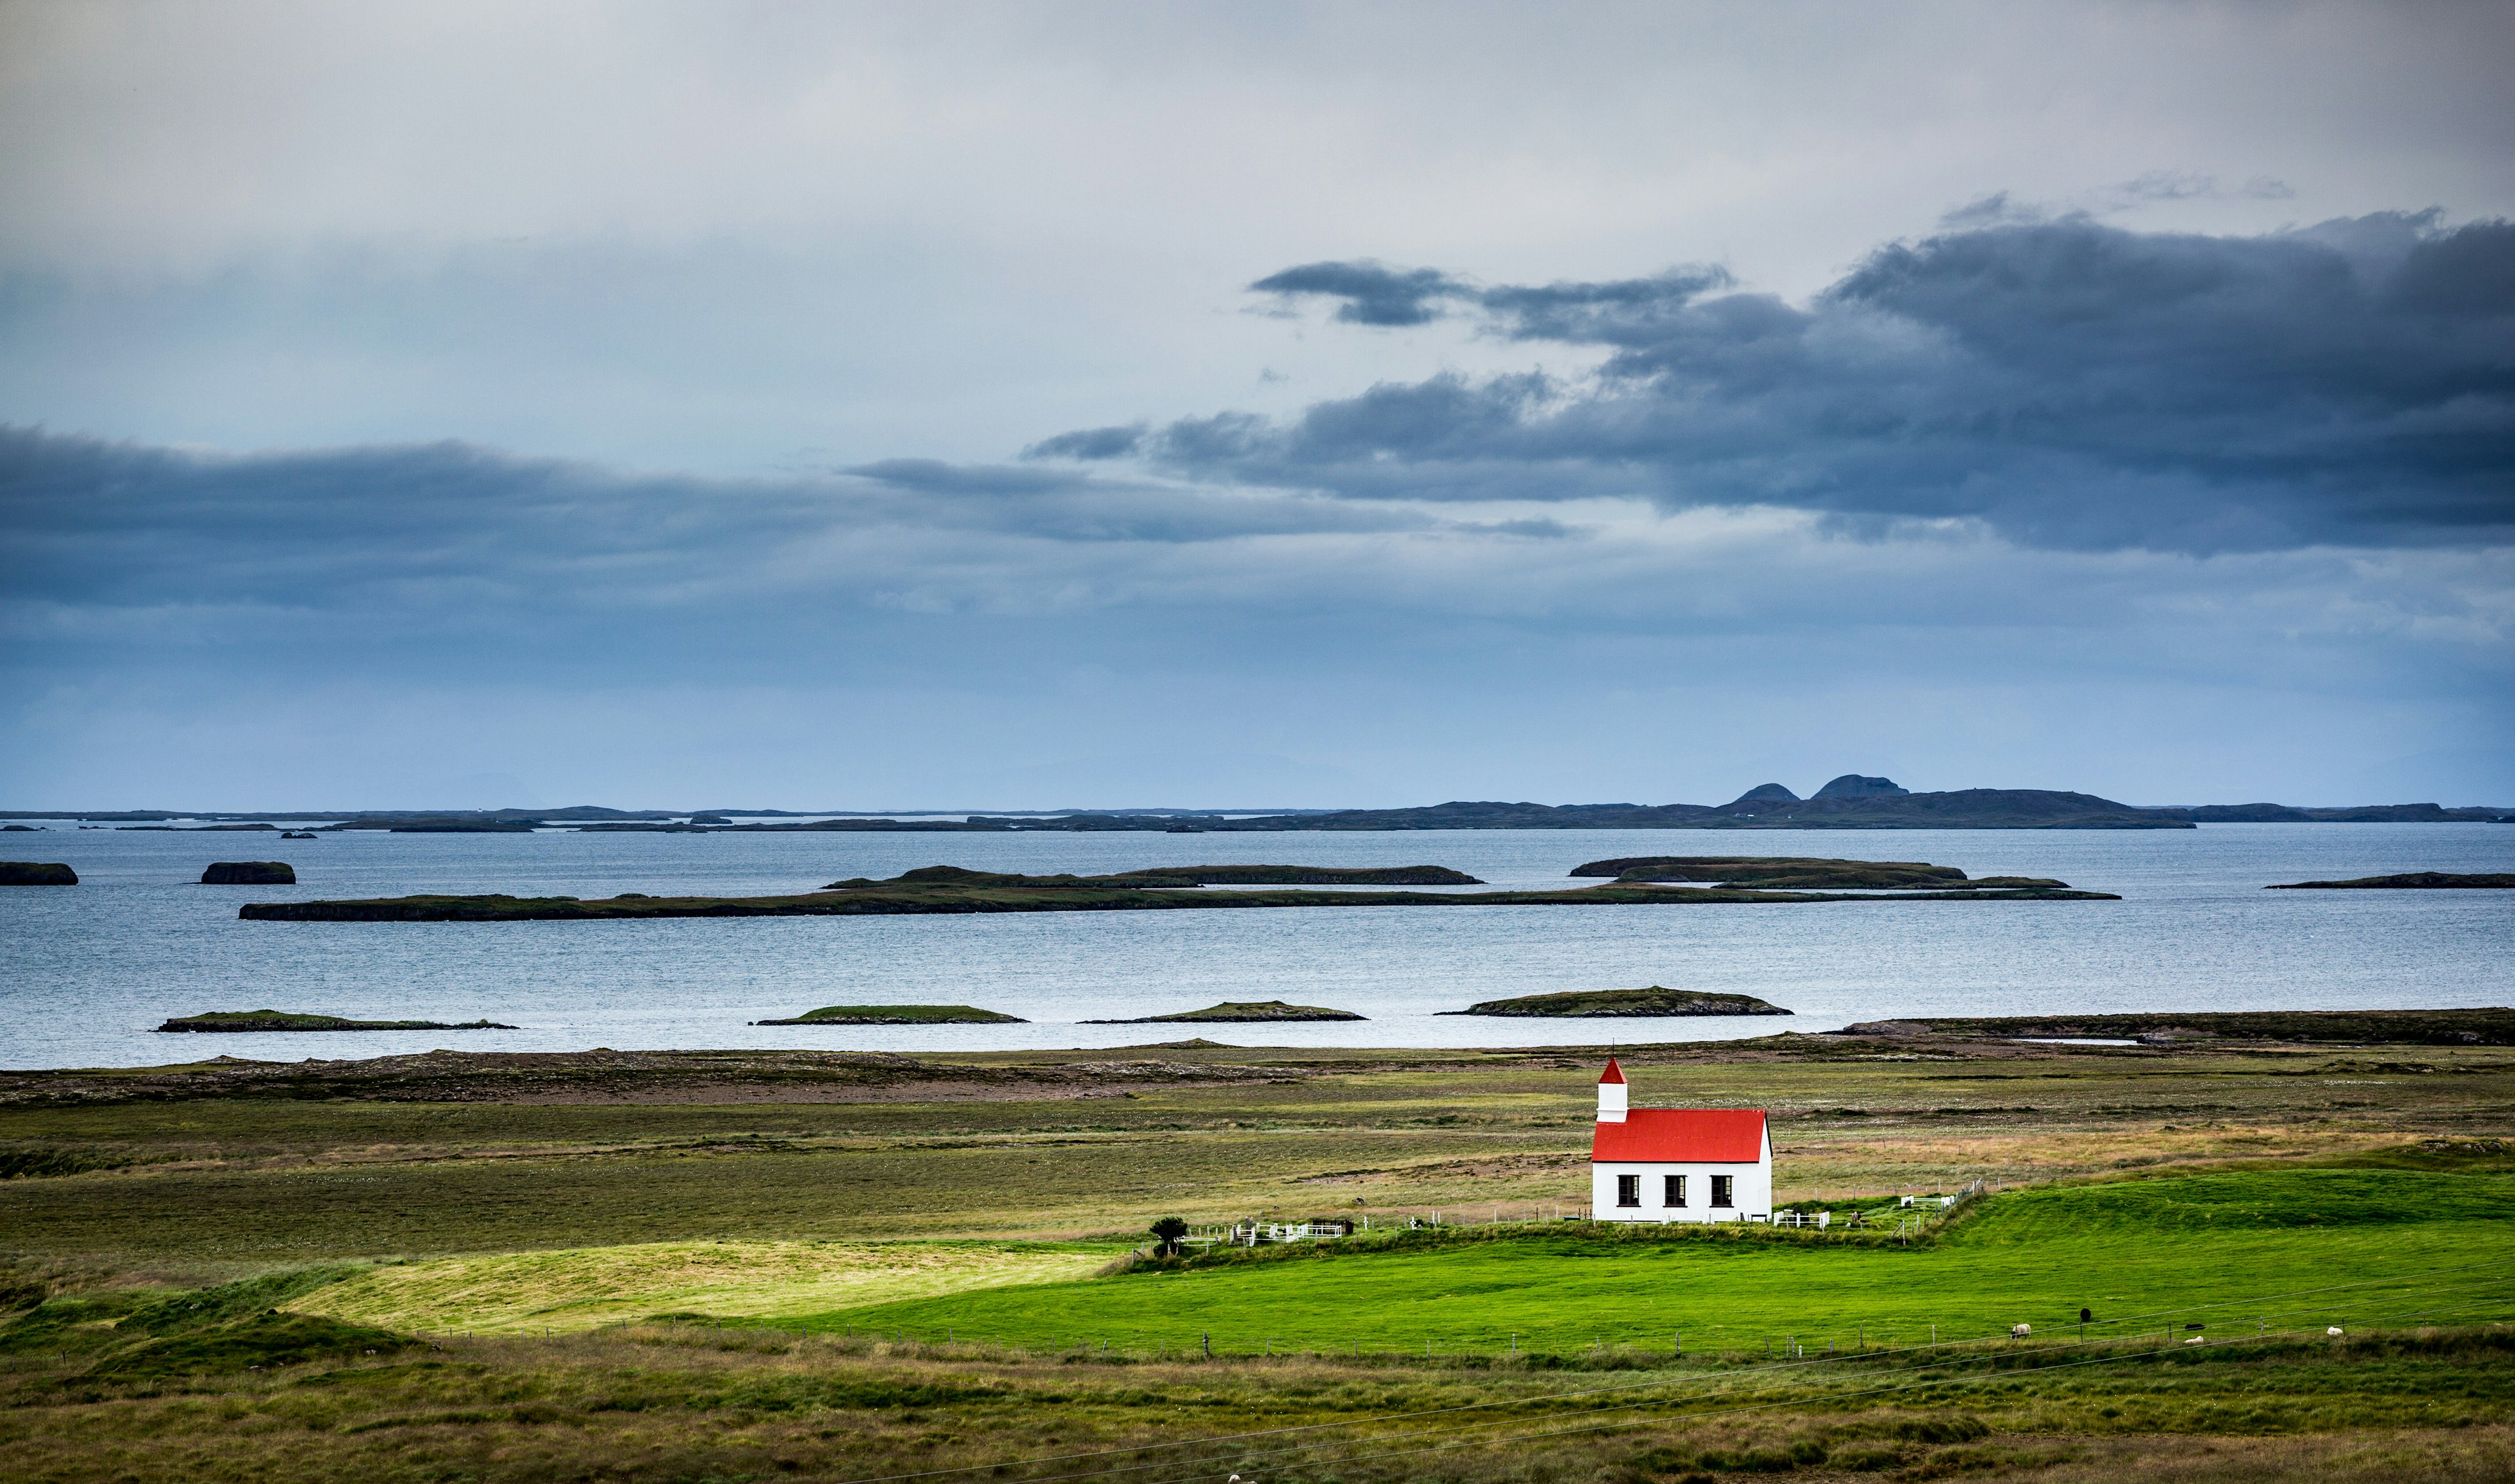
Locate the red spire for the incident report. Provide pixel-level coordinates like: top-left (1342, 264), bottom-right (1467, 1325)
top-left (1599, 1057), bottom-right (1626, 1085)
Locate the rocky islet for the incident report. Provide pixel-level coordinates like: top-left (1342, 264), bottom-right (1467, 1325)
top-left (0, 862), bottom-right (77, 885)
top-left (200, 861), bottom-right (296, 885)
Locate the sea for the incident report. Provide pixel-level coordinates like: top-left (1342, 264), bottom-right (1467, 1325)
top-left (1, 822), bottom-right (2509, 1070)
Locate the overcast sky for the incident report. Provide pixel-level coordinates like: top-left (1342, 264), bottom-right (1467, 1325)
top-left (3, 1), bottom-right (2511, 809)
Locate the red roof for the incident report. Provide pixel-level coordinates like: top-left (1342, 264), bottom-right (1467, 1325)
top-left (1592, 1108), bottom-right (1766, 1163)
top-left (1598, 1058), bottom-right (1625, 1085)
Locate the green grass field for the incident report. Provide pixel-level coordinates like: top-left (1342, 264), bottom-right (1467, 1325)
top-left (830, 1166), bottom-right (2515, 1357)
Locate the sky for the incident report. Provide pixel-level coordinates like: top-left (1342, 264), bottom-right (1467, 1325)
top-left (3, 1), bottom-right (2511, 811)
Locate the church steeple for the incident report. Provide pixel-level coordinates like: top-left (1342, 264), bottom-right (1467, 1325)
top-left (1596, 1058), bottom-right (1627, 1122)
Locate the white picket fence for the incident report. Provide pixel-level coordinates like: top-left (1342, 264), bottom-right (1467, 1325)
top-left (1179, 1219), bottom-right (1358, 1250)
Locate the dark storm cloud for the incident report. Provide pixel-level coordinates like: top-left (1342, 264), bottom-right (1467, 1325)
top-left (1135, 213), bottom-right (2515, 553)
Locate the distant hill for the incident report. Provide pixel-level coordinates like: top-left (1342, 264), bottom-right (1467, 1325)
top-left (1727, 783), bottom-right (1801, 804)
top-left (1814, 774), bottom-right (1909, 799)
top-left (1117, 788), bottom-right (2195, 830)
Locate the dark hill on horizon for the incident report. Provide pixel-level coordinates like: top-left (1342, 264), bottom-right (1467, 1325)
top-left (1727, 782), bottom-right (1801, 805)
top-left (1815, 773), bottom-right (1910, 798)
top-left (1163, 788), bottom-right (2197, 830)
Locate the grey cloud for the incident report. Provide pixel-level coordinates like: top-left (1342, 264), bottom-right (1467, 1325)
top-left (2115, 171), bottom-right (2216, 204)
top-left (1248, 260), bottom-right (1471, 326)
top-left (1022, 424), bottom-right (1146, 460)
top-left (1945, 176), bottom-right (2300, 232)
top-left (842, 454), bottom-right (1427, 544)
top-left (1249, 259), bottom-right (1733, 341)
top-left (0, 432), bottom-right (853, 649)
top-left (2387, 221), bottom-right (2515, 315)
top-left (1103, 213), bottom-right (2515, 553)
top-left (1476, 267), bottom-right (1736, 345)
top-left (1450, 517), bottom-right (1580, 539)
top-left (1939, 191), bottom-right (2047, 229)
top-left (2110, 170), bottom-right (2294, 206)
top-left (0, 428), bottom-right (1440, 629)
top-left (842, 457), bottom-right (1079, 496)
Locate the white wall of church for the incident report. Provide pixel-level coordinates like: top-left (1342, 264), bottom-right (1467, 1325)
top-left (1590, 1161), bottom-right (1774, 1223)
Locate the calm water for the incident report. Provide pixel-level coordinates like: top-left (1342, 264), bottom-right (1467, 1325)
top-left (1, 823), bottom-right (2510, 1069)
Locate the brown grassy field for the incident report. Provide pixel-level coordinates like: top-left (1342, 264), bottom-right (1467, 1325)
top-left (4, 1036), bottom-right (2507, 1272)
top-left (1, 1025), bottom-right (2510, 1481)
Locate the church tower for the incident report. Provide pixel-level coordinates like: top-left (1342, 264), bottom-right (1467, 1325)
top-left (1596, 1057), bottom-right (1628, 1122)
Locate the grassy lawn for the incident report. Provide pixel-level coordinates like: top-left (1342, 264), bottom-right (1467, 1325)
top-left (831, 1166), bottom-right (2515, 1356)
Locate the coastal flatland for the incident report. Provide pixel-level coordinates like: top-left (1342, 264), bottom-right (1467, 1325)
top-left (2, 1014), bottom-right (2510, 1482)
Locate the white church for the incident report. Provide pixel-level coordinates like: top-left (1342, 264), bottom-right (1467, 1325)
top-left (1588, 1058), bottom-right (1774, 1222)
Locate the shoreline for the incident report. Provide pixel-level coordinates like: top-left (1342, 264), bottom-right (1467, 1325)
top-left (5, 1006), bottom-right (2506, 1102)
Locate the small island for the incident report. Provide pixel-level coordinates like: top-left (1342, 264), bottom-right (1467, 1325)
top-left (238, 860), bottom-right (2115, 921)
top-left (201, 861), bottom-right (295, 885)
top-left (156, 1010), bottom-right (517, 1032)
top-left (1569, 856), bottom-right (2070, 890)
top-left (754, 1004), bottom-right (1026, 1025)
top-left (0, 862), bottom-right (77, 885)
top-left (819, 864), bottom-right (1483, 889)
top-left (1444, 988), bottom-right (1793, 1018)
top-left (1085, 1000), bottom-right (1366, 1023)
top-left (2267, 872), bottom-right (2515, 889)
